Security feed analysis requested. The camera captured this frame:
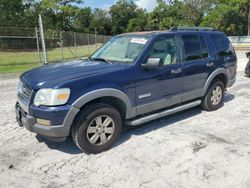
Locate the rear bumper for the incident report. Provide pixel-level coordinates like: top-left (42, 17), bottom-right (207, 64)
top-left (16, 103), bottom-right (74, 141)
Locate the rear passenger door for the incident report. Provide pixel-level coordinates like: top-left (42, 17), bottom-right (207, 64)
top-left (180, 34), bottom-right (215, 102)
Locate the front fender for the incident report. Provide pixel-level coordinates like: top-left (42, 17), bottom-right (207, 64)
top-left (72, 88), bottom-right (135, 119)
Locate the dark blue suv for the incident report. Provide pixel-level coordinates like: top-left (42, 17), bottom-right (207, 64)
top-left (16, 27), bottom-right (237, 153)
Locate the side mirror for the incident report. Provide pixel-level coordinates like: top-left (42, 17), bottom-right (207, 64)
top-left (142, 58), bottom-right (161, 70)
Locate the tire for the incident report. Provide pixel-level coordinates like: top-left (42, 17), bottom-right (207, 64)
top-left (201, 80), bottom-right (225, 111)
top-left (71, 103), bottom-right (122, 154)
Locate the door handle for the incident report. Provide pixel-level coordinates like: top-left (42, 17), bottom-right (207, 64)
top-left (171, 68), bottom-right (182, 74)
top-left (206, 62), bottom-right (214, 67)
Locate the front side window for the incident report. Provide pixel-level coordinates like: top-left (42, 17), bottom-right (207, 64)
top-left (144, 35), bottom-right (178, 67)
top-left (182, 34), bottom-right (209, 61)
top-left (91, 35), bottom-right (150, 64)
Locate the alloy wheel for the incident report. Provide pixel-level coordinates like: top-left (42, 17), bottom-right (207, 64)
top-left (86, 115), bottom-right (115, 145)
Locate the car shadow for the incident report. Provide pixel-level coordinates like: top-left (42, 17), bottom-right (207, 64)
top-left (36, 107), bottom-right (202, 155)
top-left (37, 93), bottom-right (235, 154)
top-left (224, 92), bottom-right (235, 103)
top-left (116, 107), bottom-right (202, 148)
top-left (35, 135), bottom-right (81, 155)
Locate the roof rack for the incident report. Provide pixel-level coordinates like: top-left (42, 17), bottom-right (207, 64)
top-left (169, 26), bottom-right (216, 32)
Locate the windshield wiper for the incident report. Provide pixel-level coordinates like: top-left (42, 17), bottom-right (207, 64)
top-left (90, 57), bottom-right (112, 64)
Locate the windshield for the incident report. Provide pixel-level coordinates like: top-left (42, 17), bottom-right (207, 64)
top-left (91, 35), bottom-right (150, 64)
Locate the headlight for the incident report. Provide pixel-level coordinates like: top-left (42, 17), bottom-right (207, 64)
top-left (34, 88), bottom-right (70, 106)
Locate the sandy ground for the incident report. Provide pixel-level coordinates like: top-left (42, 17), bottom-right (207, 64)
top-left (0, 51), bottom-right (250, 188)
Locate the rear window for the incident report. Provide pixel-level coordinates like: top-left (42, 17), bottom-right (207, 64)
top-left (182, 34), bottom-right (209, 61)
top-left (211, 34), bottom-right (233, 56)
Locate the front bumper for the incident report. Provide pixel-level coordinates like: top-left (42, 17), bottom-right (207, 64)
top-left (16, 103), bottom-right (72, 141)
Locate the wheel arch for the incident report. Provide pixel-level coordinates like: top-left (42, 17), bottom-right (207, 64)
top-left (72, 88), bottom-right (135, 118)
top-left (63, 88), bottom-right (135, 135)
top-left (202, 68), bottom-right (228, 95)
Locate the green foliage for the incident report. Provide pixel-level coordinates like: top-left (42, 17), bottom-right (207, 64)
top-left (0, 0), bottom-right (24, 27)
top-left (200, 0), bottom-right (248, 35)
top-left (109, 0), bottom-right (140, 34)
top-left (73, 7), bottom-right (92, 33)
top-left (0, 0), bottom-right (249, 35)
top-left (89, 9), bottom-right (112, 35)
top-left (126, 9), bottom-right (149, 32)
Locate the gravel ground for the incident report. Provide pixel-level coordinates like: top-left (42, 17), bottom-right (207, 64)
top-left (0, 51), bottom-right (250, 188)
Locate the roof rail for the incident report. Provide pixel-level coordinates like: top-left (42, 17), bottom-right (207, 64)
top-left (169, 26), bottom-right (216, 32)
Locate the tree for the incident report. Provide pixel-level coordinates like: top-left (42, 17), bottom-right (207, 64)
top-left (90, 9), bottom-right (112, 35)
top-left (0, 0), bottom-right (24, 27)
top-left (39, 0), bottom-right (84, 31)
top-left (200, 0), bottom-right (247, 35)
top-left (73, 7), bottom-right (92, 33)
top-left (248, 2), bottom-right (250, 35)
top-left (109, 0), bottom-right (139, 34)
top-left (236, 0), bottom-right (250, 36)
top-left (183, 0), bottom-right (214, 26)
top-left (148, 0), bottom-right (193, 30)
top-left (126, 9), bottom-right (148, 32)
top-left (147, 0), bottom-right (167, 30)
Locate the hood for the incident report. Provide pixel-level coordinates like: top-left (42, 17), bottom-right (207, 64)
top-left (20, 59), bottom-right (128, 90)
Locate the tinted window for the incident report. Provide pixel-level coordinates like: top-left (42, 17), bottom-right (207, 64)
top-left (211, 34), bottom-right (233, 56)
top-left (200, 36), bottom-right (209, 58)
top-left (144, 35), bottom-right (178, 67)
top-left (182, 34), bottom-right (208, 61)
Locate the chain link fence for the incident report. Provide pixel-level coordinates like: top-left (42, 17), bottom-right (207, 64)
top-left (43, 30), bottom-right (111, 63)
top-left (0, 27), bottom-right (111, 73)
top-left (228, 36), bottom-right (250, 50)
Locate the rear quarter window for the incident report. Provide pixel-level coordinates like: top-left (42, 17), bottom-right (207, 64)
top-left (211, 34), bottom-right (233, 56)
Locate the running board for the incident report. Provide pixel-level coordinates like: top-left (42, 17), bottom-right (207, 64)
top-left (127, 100), bottom-right (201, 126)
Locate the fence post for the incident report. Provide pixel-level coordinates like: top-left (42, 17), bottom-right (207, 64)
top-left (95, 29), bottom-right (97, 50)
top-left (35, 27), bottom-right (42, 64)
top-left (38, 14), bottom-right (48, 64)
top-left (74, 32), bottom-right (77, 58)
top-left (60, 31), bottom-right (64, 61)
top-left (87, 33), bottom-right (90, 56)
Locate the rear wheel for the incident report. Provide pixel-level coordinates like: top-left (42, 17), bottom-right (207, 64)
top-left (72, 103), bottom-right (122, 153)
top-left (201, 80), bottom-right (225, 111)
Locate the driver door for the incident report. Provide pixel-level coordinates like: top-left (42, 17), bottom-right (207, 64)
top-left (135, 35), bottom-right (184, 115)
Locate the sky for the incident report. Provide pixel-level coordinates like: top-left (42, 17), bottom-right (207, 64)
top-left (83, 0), bottom-right (158, 12)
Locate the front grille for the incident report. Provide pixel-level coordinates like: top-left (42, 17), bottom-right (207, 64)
top-left (17, 81), bottom-right (33, 106)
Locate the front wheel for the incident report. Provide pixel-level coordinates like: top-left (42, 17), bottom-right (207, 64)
top-left (201, 80), bottom-right (225, 111)
top-left (72, 103), bottom-right (122, 153)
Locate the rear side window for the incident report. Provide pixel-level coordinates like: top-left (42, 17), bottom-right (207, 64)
top-left (211, 34), bottom-right (233, 56)
top-left (200, 36), bottom-right (209, 58)
top-left (182, 34), bottom-right (209, 61)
